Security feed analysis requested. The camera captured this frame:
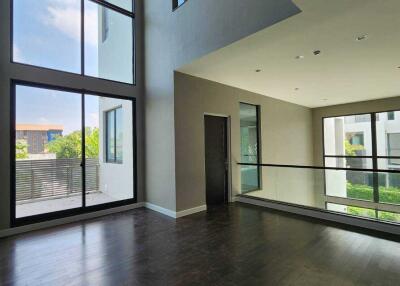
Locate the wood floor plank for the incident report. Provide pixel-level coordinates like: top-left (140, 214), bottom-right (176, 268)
top-left (0, 203), bottom-right (399, 286)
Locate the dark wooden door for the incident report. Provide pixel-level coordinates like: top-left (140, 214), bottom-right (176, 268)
top-left (204, 115), bottom-right (228, 205)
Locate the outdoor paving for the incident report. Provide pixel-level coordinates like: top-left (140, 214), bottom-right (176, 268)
top-left (16, 192), bottom-right (116, 218)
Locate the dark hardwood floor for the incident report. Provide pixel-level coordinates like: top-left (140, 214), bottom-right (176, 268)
top-left (0, 203), bottom-right (400, 286)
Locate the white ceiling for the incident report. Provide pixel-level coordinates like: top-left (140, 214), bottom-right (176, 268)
top-left (177, 0), bottom-right (400, 108)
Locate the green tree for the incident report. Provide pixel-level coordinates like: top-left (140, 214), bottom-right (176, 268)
top-left (16, 139), bottom-right (29, 159)
top-left (47, 127), bottom-right (99, 159)
top-left (344, 139), bottom-right (364, 156)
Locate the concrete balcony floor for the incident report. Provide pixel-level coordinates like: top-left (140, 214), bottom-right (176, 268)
top-left (16, 192), bottom-right (116, 218)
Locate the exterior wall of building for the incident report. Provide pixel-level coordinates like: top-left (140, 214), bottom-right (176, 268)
top-left (98, 2), bottom-right (133, 84)
top-left (98, 97), bottom-right (134, 201)
top-left (144, 0), bottom-right (301, 212)
top-left (174, 72), bottom-right (315, 211)
top-left (16, 129), bottom-right (62, 154)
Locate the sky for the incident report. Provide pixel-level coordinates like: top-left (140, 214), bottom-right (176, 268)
top-left (12, 0), bottom-right (127, 135)
top-left (16, 85), bottom-right (100, 135)
top-left (13, 0), bottom-right (99, 73)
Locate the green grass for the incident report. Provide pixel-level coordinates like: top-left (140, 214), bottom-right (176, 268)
top-left (346, 183), bottom-right (400, 204)
top-left (345, 182), bottom-right (400, 223)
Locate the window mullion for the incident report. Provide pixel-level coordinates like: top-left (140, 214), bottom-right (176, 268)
top-left (371, 113), bottom-right (380, 206)
top-left (114, 109), bottom-right (117, 162)
top-left (81, 0), bottom-right (85, 75)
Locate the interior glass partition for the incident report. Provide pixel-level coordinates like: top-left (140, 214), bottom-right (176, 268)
top-left (239, 164), bottom-right (400, 225)
top-left (240, 103), bottom-right (261, 192)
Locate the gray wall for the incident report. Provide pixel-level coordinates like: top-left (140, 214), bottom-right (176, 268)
top-left (144, 0), bottom-right (300, 211)
top-left (174, 72), bottom-right (314, 211)
top-left (0, 0), bottom-right (144, 230)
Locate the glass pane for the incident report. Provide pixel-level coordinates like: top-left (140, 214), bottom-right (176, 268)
top-left (376, 111), bottom-right (400, 157)
top-left (15, 85), bottom-right (82, 218)
top-left (84, 0), bottom-right (133, 84)
top-left (324, 157), bottom-right (373, 169)
top-left (85, 96), bottom-right (134, 206)
top-left (325, 167), bottom-right (374, 201)
top-left (375, 168), bottom-right (400, 205)
top-left (105, 0), bottom-right (133, 12)
top-left (324, 115), bottom-right (372, 156)
top-left (241, 166), bottom-right (259, 193)
top-left (327, 203), bottom-right (376, 219)
top-left (116, 107), bottom-right (123, 163)
top-left (13, 0), bottom-right (81, 73)
top-left (240, 103), bottom-right (260, 191)
top-left (378, 211), bottom-right (400, 223)
top-left (106, 110), bottom-right (115, 161)
top-left (241, 166), bottom-right (326, 208)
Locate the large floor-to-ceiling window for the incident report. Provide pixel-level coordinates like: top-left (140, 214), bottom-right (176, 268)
top-left (324, 112), bottom-right (400, 223)
top-left (240, 103), bottom-right (261, 192)
top-left (11, 0), bottom-right (137, 226)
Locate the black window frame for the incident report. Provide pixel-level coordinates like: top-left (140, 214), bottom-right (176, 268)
top-left (105, 106), bottom-right (123, 164)
top-left (173, 0), bottom-right (188, 11)
top-left (11, 0), bottom-right (136, 85)
top-left (10, 80), bottom-right (138, 227)
top-left (322, 110), bottom-right (400, 213)
top-left (239, 102), bottom-right (262, 192)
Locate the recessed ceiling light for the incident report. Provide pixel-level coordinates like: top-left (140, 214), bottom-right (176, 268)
top-left (356, 34), bottom-right (368, 41)
top-left (295, 55), bottom-right (304, 60)
top-left (255, 69), bottom-right (262, 73)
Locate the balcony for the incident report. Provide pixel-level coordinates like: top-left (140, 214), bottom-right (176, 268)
top-left (16, 158), bottom-right (115, 218)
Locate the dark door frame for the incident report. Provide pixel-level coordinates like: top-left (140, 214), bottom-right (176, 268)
top-left (10, 80), bottom-right (138, 227)
top-left (204, 113), bottom-right (232, 204)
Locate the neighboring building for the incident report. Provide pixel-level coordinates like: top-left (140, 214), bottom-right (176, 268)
top-left (16, 124), bottom-right (63, 154)
top-left (324, 111), bottom-right (400, 198)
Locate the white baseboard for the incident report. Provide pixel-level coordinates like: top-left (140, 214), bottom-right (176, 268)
top-left (176, 205), bottom-right (207, 218)
top-left (0, 202), bottom-right (145, 238)
top-left (145, 203), bottom-right (207, 218)
top-left (144, 202), bottom-right (177, 218)
top-left (0, 202), bottom-right (208, 238)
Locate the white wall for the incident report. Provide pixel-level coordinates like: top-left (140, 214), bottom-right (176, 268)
top-left (98, 4), bottom-right (133, 84)
top-left (99, 98), bottom-right (134, 200)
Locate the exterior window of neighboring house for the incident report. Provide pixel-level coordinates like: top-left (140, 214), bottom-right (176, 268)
top-left (348, 133), bottom-right (364, 146)
top-left (106, 107), bottom-right (123, 163)
top-left (388, 111), bottom-right (395, 120)
top-left (173, 0), bottom-right (187, 10)
top-left (354, 114), bottom-right (370, 123)
top-left (388, 133), bottom-right (400, 165)
top-left (101, 7), bottom-right (109, 43)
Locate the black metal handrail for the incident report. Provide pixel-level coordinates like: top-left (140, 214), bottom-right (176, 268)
top-left (237, 162), bottom-right (400, 174)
